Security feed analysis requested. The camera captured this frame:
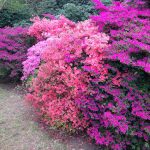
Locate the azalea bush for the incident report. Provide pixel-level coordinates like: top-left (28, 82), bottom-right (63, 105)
top-left (85, 0), bottom-right (150, 149)
top-left (23, 1), bottom-right (150, 149)
top-left (22, 16), bottom-right (75, 80)
top-left (26, 63), bottom-right (88, 132)
top-left (0, 27), bottom-right (33, 79)
top-left (76, 61), bottom-right (150, 149)
top-left (91, 0), bottom-right (150, 73)
top-left (24, 16), bottom-right (109, 132)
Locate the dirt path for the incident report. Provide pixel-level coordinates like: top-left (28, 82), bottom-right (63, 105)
top-left (0, 84), bottom-right (99, 150)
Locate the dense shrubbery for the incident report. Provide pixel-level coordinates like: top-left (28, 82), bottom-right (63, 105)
top-left (0, 0), bottom-right (112, 27)
top-left (33, 0), bottom-right (97, 22)
top-left (24, 8), bottom-right (149, 149)
top-left (92, 0), bottom-right (150, 73)
top-left (0, 0), bottom-right (149, 149)
top-left (0, 27), bottom-right (34, 79)
top-left (0, 0), bottom-right (31, 27)
top-left (0, 9), bottom-right (30, 27)
top-left (87, 0), bottom-right (150, 149)
top-left (24, 16), bottom-right (109, 132)
top-left (0, 0), bottom-right (101, 27)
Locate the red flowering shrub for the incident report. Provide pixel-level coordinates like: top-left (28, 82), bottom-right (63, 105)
top-left (27, 64), bottom-right (88, 131)
top-left (0, 27), bottom-right (29, 79)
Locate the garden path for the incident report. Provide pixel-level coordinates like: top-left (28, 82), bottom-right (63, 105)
top-left (0, 83), bottom-right (99, 150)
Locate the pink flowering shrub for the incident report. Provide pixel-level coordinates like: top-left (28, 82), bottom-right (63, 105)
top-left (0, 27), bottom-right (29, 79)
top-left (22, 16), bottom-right (76, 80)
top-left (25, 17), bottom-right (109, 132)
top-left (28, 16), bottom-right (75, 40)
top-left (27, 63), bottom-right (88, 131)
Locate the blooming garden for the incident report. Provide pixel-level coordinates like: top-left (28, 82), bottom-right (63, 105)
top-left (0, 0), bottom-right (150, 150)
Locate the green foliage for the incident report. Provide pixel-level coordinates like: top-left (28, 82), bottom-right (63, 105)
top-left (0, 0), bottom-right (31, 27)
top-left (0, 0), bottom-right (98, 27)
top-left (0, 0), bottom-right (112, 27)
top-left (13, 19), bottom-right (31, 27)
top-left (30, 0), bottom-right (97, 22)
top-left (1, 0), bottom-right (26, 12)
top-left (0, 67), bottom-right (9, 76)
top-left (101, 0), bottom-right (112, 5)
top-left (49, 0), bottom-right (92, 7)
top-left (0, 9), bottom-right (30, 27)
top-left (30, 0), bottom-right (58, 15)
top-left (131, 71), bottom-right (150, 94)
top-left (58, 3), bottom-right (94, 22)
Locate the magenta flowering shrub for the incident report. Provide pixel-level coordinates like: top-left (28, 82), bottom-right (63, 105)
top-left (124, 0), bottom-right (150, 8)
top-left (92, 0), bottom-right (150, 73)
top-left (80, 0), bottom-right (150, 149)
top-left (75, 62), bottom-right (150, 149)
top-left (0, 27), bottom-right (28, 78)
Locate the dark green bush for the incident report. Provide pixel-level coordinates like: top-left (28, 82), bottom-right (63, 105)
top-left (0, 0), bottom-right (98, 26)
top-left (101, 0), bottom-right (112, 5)
top-left (0, 9), bottom-right (30, 27)
top-left (58, 3), bottom-right (95, 22)
top-left (0, 0), bottom-right (31, 27)
top-left (0, 0), bottom-right (111, 26)
top-left (31, 0), bottom-right (97, 22)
